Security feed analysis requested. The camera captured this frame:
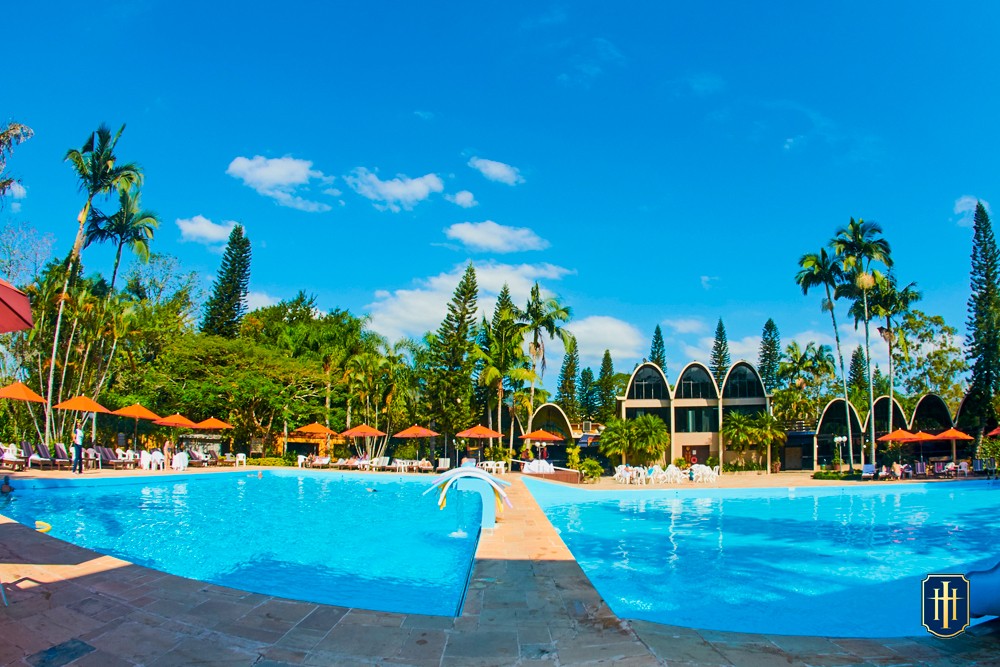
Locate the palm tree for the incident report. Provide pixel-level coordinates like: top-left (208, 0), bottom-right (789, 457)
top-left (520, 282), bottom-right (572, 432)
top-left (796, 247), bottom-right (856, 469)
top-left (752, 412), bottom-right (788, 473)
top-left (85, 186), bottom-right (160, 289)
top-left (869, 273), bottom-right (921, 437)
top-left (633, 414), bottom-right (670, 462)
top-left (0, 121), bottom-right (33, 200)
top-left (475, 313), bottom-right (534, 451)
top-left (721, 410), bottom-right (755, 467)
top-left (831, 219), bottom-right (892, 464)
top-left (599, 415), bottom-right (670, 466)
top-left (44, 124), bottom-right (141, 446)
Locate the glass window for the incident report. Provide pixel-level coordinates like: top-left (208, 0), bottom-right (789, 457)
top-left (625, 407), bottom-right (671, 428)
top-left (723, 364), bottom-right (764, 399)
top-left (628, 365), bottom-right (668, 400)
top-left (675, 407), bottom-right (719, 433)
top-left (677, 366), bottom-right (716, 399)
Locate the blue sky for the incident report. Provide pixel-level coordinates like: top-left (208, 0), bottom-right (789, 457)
top-left (5, 1), bottom-right (998, 385)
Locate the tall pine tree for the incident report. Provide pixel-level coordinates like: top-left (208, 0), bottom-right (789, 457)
top-left (710, 317), bottom-right (731, 386)
top-left (848, 345), bottom-right (868, 398)
top-left (578, 367), bottom-right (597, 422)
top-left (758, 318), bottom-right (780, 391)
top-left (428, 264), bottom-right (479, 449)
top-left (201, 224), bottom-right (251, 338)
top-left (649, 324), bottom-right (666, 374)
top-left (965, 201), bottom-right (1000, 443)
top-left (555, 338), bottom-right (580, 420)
top-left (595, 350), bottom-right (617, 423)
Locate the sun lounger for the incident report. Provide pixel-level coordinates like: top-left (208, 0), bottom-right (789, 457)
top-left (914, 461), bottom-right (927, 477)
top-left (861, 463), bottom-right (876, 480)
top-left (38, 443), bottom-right (70, 470)
top-left (97, 446), bottom-right (128, 469)
top-left (1, 444), bottom-right (26, 471)
top-left (309, 456), bottom-right (331, 468)
top-left (186, 450), bottom-right (206, 467)
top-left (24, 442), bottom-right (54, 470)
top-left (973, 458), bottom-right (985, 475)
top-left (435, 457), bottom-right (451, 473)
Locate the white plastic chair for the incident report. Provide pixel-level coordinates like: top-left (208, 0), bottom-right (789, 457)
top-left (150, 450), bottom-right (165, 470)
top-left (139, 450), bottom-right (151, 470)
top-left (171, 452), bottom-right (189, 471)
top-left (958, 461), bottom-right (969, 477)
top-left (235, 453), bottom-right (247, 467)
top-left (297, 455), bottom-right (306, 468)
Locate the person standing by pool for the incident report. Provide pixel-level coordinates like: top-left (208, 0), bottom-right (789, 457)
top-left (71, 420), bottom-right (85, 474)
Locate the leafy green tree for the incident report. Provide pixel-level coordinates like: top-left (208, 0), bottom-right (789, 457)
top-left (598, 414), bottom-right (669, 465)
top-left (0, 121), bottom-right (32, 201)
top-left (649, 324), bottom-right (666, 375)
top-left (475, 305), bottom-right (533, 447)
top-left (963, 208), bottom-right (1000, 445)
top-left (201, 224), bottom-right (251, 338)
top-left (753, 412), bottom-right (788, 471)
top-left (595, 350), bottom-right (617, 423)
top-left (757, 318), bottom-right (780, 392)
top-left (832, 218), bottom-right (892, 462)
top-left (427, 264), bottom-right (478, 448)
top-left (848, 346), bottom-right (868, 407)
top-left (893, 310), bottom-right (968, 413)
top-left (710, 318), bottom-right (730, 386)
top-left (521, 282), bottom-right (572, 431)
top-left (555, 337), bottom-right (580, 420)
top-left (45, 124), bottom-right (141, 446)
top-left (796, 247), bottom-right (854, 468)
top-left (85, 186), bottom-right (160, 289)
top-left (721, 410), bottom-right (755, 465)
top-left (779, 341), bottom-right (835, 420)
top-left (578, 367), bottom-right (597, 421)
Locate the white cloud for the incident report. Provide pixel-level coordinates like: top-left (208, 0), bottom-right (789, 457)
top-left (567, 316), bottom-right (644, 366)
top-left (468, 157), bottom-right (525, 185)
top-left (8, 183), bottom-right (27, 199)
top-left (663, 317), bottom-right (707, 335)
top-left (445, 220), bottom-right (549, 253)
top-left (176, 215), bottom-right (236, 247)
top-left (344, 167), bottom-right (444, 212)
top-left (226, 155), bottom-right (333, 212)
top-left (700, 275), bottom-right (719, 290)
top-left (955, 195), bottom-right (991, 227)
top-left (10, 203), bottom-right (21, 213)
top-left (445, 190), bottom-right (478, 208)
top-left (365, 261), bottom-right (573, 343)
top-left (247, 291), bottom-right (280, 311)
top-left (414, 110), bottom-right (434, 120)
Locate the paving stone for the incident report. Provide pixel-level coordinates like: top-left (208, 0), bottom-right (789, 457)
top-left (25, 639), bottom-right (94, 667)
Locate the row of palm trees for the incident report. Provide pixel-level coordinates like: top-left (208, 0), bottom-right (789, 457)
top-left (796, 219), bottom-right (920, 468)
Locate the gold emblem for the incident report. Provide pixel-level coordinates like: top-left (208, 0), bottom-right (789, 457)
top-left (921, 574), bottom-right (970, 638)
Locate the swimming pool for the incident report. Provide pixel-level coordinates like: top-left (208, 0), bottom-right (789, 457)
top-left (525, 478), bottom-right (999, 637)
top-left (1, 470), bottom-right (483, 616)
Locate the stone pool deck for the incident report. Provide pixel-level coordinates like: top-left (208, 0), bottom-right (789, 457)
top-left (0, 468), bottom-right (997, 666)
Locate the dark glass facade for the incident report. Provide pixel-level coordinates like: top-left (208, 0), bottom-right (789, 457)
top-left (722, 364), bottom-right (765, 398)
top-left (675, 407), bottom-right (718, 433)
top-left (677, 366), bottom-right (716, 399)
top-left (624, 406), bottom-right (671, 428)
top-left (628, 365), bottom-right (669, 400)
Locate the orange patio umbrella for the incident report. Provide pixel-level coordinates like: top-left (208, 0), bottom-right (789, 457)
top-left (936, 427), bottom-right (974, 440)
top-left (456, 424), bottom-right (503, 439)
top-left (53, 395), bottom-right (110, 414)
top-left (153, 413), bottom-right (198, 428)
top-left (520, 429), bottom-right (564, 442)
top-left (196, 417), bottom-right (234, 430)
top-left (987, 426), bottom-right (1000, 437)
top-left (112, 403), bottom-right (161, 449)
top-left (0, 381), bottom-right (46, 404)
top-left (877, 428), bottom-right (914, 442)
top-left (393, 424), bottom-right (440, 439)
top-left (293, 422), bottom-right (338, 436)
top-left (340, 424), bottom-right (386, 438)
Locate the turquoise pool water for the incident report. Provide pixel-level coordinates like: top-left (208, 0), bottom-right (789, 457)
top-left (1, 471), bottom-right (482, 616)
top-left (525, 478), bottom-right (999, 637)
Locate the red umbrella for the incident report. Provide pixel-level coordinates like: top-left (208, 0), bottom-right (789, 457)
top-left (987, 426), bottom-right (1000, 437)
top-left (393, 424), bottom-right (440, 439)
top-left (0, 381), bottom-right (46, 403)
top-left (0, 278), bottom-right (32, 333)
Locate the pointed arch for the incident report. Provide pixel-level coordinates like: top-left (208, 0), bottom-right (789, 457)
top-left (862, 395), bottom-right (908, 436)
top-left (816, 397), bottom-right (864, 436)
top-left (674, 362), bottom-right (719, 400)
top-left (625, 362), bottom-right (671, 401)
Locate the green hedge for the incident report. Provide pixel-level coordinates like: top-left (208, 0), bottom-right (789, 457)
top-left (248, 456), bottom-right (294, 467)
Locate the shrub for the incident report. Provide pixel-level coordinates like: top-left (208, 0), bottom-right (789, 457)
top-left (673, 457), bottom-right (686, 468)
top-left (485, 445), bottom-right (512, 465)
top-left (722, 460), bottom-right (766, 473)
top-left (565, 445), bottom-right (581, 470)
top-left (249, 456), bottom-right (293, 467)
top-left (392, 442), bottom-right (419, 460)
top-left (706, 455), bottom-right (719, 469)
top-left (579, 457), bottom-right (604, 482)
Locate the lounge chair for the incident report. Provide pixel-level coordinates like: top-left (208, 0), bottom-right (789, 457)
top-left (38, 443), bottom-right (70, 470)
top-left (24, 442), bottom-right (54, 470)
top-left (97, 446), bottom-right (128, 469)
top-left (435, 457), bottom-right (451, 473)
top-left (914, 461), bottom-right (927, 477)
top-left (973, 459), bottom-right (985, 475)
top-left (416, 459), bottom-right (434, 473)
top-left (986, 457), bottom-right (997, 478)
top-left (861, 463), bottom-right (876, 480)
top-left (310, 456), bottom-right (331, 468)
top-left (186, 450), bottom-right (206, 467)
top-left (1, 444), bottom-right (25, 471)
